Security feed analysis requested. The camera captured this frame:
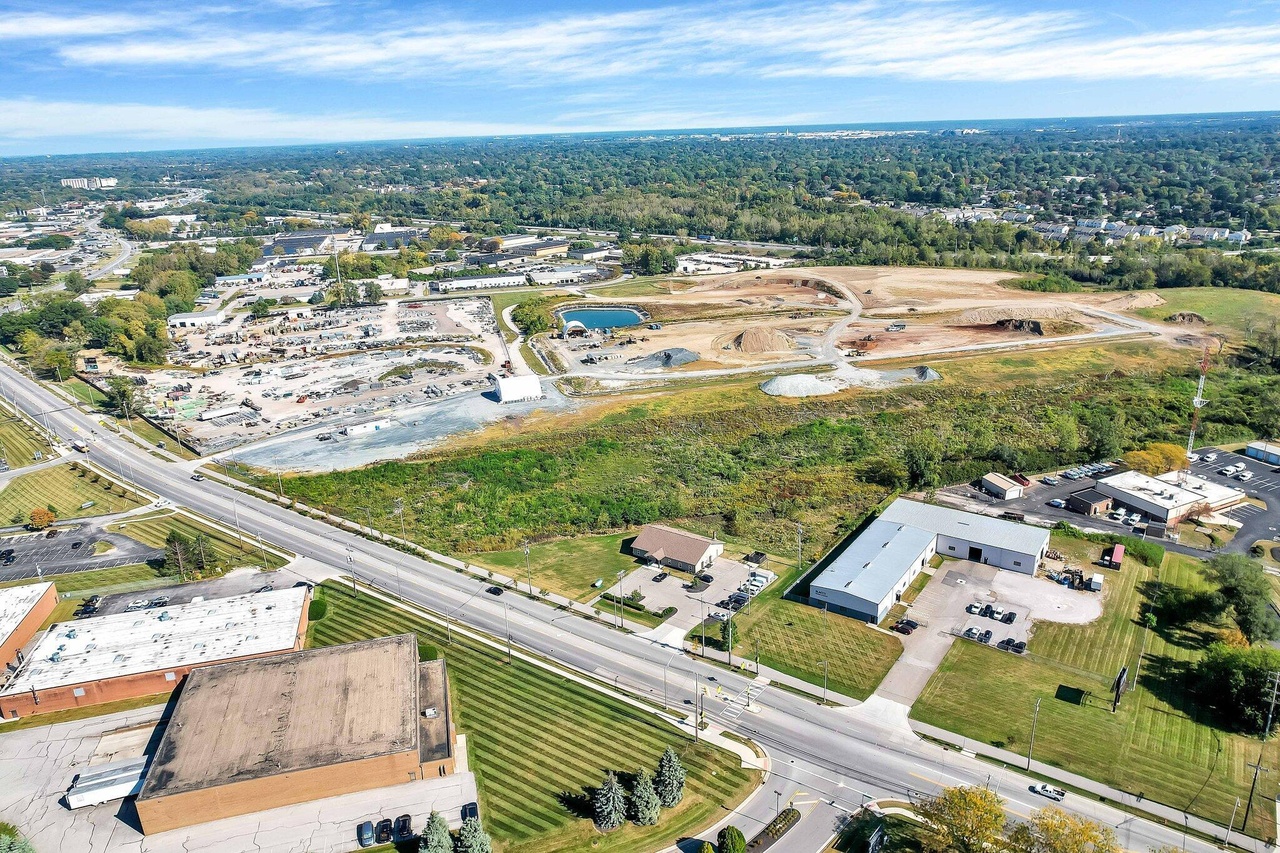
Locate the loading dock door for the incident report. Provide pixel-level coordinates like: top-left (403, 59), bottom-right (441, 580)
top-left (968, 546), bottom-right (983, 562)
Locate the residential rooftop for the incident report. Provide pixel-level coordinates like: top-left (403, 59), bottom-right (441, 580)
top-left (0, 587), bottom-right (307, 696)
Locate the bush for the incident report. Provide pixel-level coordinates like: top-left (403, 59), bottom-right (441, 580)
top-left (1051, 522), bottom-right (1164, 566)
top-left (658, 606), bottom-right (678, 619)
top-left (307, 597), bottom-right (328, 621)
top-left (600, 591), bottom-right (649, 614)
top-left (760, 807), bottom-right (801, 840)
top-left (718, 825), bottom-right (746, 853)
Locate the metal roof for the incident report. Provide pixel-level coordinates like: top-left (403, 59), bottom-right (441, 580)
top-left (0, 582), bottom-right (53, 649)
top-left (811, 519), bottom-right (935, 605)
top-left (0, 588), bottom-right (307, 695)
top-left (879, 498), bottom-right (1050, 556)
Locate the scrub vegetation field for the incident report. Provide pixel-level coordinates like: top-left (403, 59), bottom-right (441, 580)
top-left (106, 509), bottom-right (289, 570)
top-left (1131, 287), bottom-right (1280, 336)
top-left (0, 461), bottom-right (144, 524)
top-left (307, 583), bottom-right (758, 853)
top-left (913, 552), bottom-right (1280, 839)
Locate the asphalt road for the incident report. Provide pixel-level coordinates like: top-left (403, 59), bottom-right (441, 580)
top-left (0, 360), bottom-right (1246, 853)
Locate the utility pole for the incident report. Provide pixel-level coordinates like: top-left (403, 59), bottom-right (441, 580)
top-left (1242, 671), bottom-right (1280, 830)
top-left (523, 540), bottom-right (532, 596)
top-left (1226, 797), bottom-right (1240, 848)
top-left (1027, 697), bottom-right (1042, 771)
top-left (504, 602), bottom-right (512, 664)
top-left (820, 660), bottom-right (829, 704)
top-left (797, 523), bottom-right (804, 577)
top-left (726, 614), bottom-right (734, 669)
top-left (694, 673), bottom-right (701, 744)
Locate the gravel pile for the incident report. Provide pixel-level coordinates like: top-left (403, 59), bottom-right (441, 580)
top-left (627, 348), bottom-right (700, 370)
top-left (760, 374), bottom-right (843, 397)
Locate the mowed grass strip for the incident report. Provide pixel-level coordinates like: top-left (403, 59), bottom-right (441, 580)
top-left (913, 553), bottom-right (1280, 840)
top-left (0, 407), bottom-right (51, 469)
top-left (308, 583), bottom-right (758, 853)
top-left (0, 563), bottom-right (162, 594)
top-left (107, 511), bottom-right (289, 570)
top-left (0, 462), bottom-right (144, 524)
top-left (469, 532), bottom-right (641, 602)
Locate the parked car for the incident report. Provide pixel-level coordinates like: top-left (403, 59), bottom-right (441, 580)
top-left (394, 814), bottom-right (413, 840)
top-left (978, 630), bottom-right (993, 644)
top-left (653, 572), bottom-right (668, 582)
top-left (1001, 611), bottom-right (1017, 624)
top-left (1012, 641), bottom-right (1027, 654)
top-left (85, 595), bottom-right (101, 607)
top-left (356, 822), bottom-right (375, 848)
top-left (1048, 499), bottom-right (1066, 508)
top-left (1042, 476), bottom-right (1060, 486)
top-left (0, 549), bottom-right (12, 559)
top-left (1204, 452), bottom-right (1219, 462)
top-left (711, 611), bottom-right (729, 622)
top-left (979, 604), bottom-right (994, 618)
top-left (696, 573), bottom-right (714, 584)
top-left (996, 638), bottom-right (1013, 651)
top-left (461, 802), bottom-right (479, 821)
top-left (966, 602), bottom-right (982, 614)
top-left (2, 555), bottom-right (14, 565)
top-left (893, 622), bottom-right (914, 635)
top-left (486, 586), bottom-right (504, 596)
top-left (190, 473), bottom-right (206, 481)
top-left (1033, 783), bottom-right (1066, 801)
top-left (148, 596), bottom-right (170, 608)
top-left (45, 529), bottom-right (58, 539)
top-left (1187, 453), bottom-right (1201, 463)
top-left (374, 819), bottom-right (393, 844)
top-left (963, 627), bottom-right (980, 639)
top-left (990, 607), bottom-right (1005, 620)
top-left (125, 599), bottom-right (148, 612)
top-left (1236, 471), bottom-right (1254, 482)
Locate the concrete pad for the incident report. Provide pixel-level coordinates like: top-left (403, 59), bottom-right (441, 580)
top-left (840, 695), bottom-right (916, 742)
top-left (991, 571), bottom-right (1102, 625)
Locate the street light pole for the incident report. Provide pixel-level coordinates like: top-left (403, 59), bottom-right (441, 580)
top-left (523, 540), bottom-right (532, 595)
top-left (820, 660), bottom-right (828, 704)
top-left (1027, 697), bottom-right (1042, 771)
top-left (1226, 797), bottom-right (1240, 848)
top-left (504, 602), bottom-right (512, 664)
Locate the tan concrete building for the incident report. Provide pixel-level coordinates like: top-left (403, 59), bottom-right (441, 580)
top-left (0, 582), bottom-right (58, 672)
top-left (136, 634), bottom-right (456, 834)
top-left (0, 587), bottom-right (309, 719)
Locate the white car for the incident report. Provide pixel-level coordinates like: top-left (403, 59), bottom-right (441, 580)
top-left (1033, 783), bottom-right (1066, 801)
top-left (1048, 498), bottom-right (1066, 508)
top-left (1187, 453), bottom-right (1200, 463)
top-left (1204, 452), bottom-right (1219, 462)
top-left (1236, 471), bottom-right (1254, 482)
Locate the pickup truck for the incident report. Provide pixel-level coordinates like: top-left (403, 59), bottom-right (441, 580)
top-left (1033, 783), bottom-right (1066, 801)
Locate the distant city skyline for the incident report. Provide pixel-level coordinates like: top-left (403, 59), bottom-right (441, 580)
top-left (3, 0), bottom-right (1280, 155)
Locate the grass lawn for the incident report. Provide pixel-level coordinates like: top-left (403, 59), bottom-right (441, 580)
top-left (107, 510), bottom-right (289, 571)
top-left (0, 462), bottom-right (145, 525)
top-left (0, 562), bottom-right (163, 595)
top-left (469, 532), bottom-right (642, 602)
top-left (307, 583), bottom-right (759, 853)
top-left (913, 552), bottom-right (1280, 840)
top-left (0, 404), bottom-right (52, 469)
top-left (1132, 287), bottom-right (1280, 336)
top-left (0, 692), bottom-right (171, 733)
top-left (831, 813), bottom-right (925, 853)
top-left (587, 278), bottom-right (686, 298)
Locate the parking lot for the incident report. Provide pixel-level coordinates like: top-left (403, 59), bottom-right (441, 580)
top-left (0, 524), bottom-right (161, 585)
top-left (603, 555), bottom-right (772, 644)
top-left (76, 567), bottom-right (308, 617)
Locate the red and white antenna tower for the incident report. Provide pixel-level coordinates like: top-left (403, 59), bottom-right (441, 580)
top-left (1181, 344), bottom-right (1212, 484)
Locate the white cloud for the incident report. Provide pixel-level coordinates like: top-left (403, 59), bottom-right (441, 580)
top-left (0, 12), bottom-right (154, 39)
top-left (46, 1), bottom-right (1280, 84)
top-left (0, 99), bottom-right (547, 143)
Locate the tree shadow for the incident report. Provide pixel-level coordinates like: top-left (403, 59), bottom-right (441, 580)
top-left (1135, 579), bottom-right (1224, 651)
top-left (557, 786), bottom-right (595, 821)
top-left (1135, 653), bottom-right (1203, 720)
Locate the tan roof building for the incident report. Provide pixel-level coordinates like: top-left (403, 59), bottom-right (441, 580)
top-left (630, 524), bottom-right (723, 572)
top-left (135, 634), bottom-right (456, 834)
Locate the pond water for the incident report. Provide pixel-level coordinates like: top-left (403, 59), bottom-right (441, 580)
top-left (559, 307), bottom-right (644, 330)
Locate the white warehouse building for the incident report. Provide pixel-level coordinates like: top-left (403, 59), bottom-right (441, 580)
top-left (1095, 470), bottom-right (1245, 524)
top-left (494, 374), bottom-right (543, 403)
top-left (809, 499), bottom-right (1049, 623)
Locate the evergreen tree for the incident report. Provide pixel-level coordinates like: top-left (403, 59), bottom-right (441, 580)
top-left (654, 746), bottom-right (686, 807)
top-left (718, 825), bottom-right (747, 853)
top-left (454, 817), bottom-right (491, 853)
top-left (593, 771), bottom-right (627, 830)
top-left (419, 811), bottom-right (451, 853)
top-left (630, 768), bottom-right (660, 825)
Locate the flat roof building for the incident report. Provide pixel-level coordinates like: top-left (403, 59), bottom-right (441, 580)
top-left (494, 374), bottom-right (543, 403)
top-left (1067, 488), bottom-right (1113, 517)
top-left (1246, 441), bottom-right (1280, 466)
top-left (510, 239), bottom-right (571, 259)
top-left (0, 582), bottom-right (57, 672)
top-left (360, 229), bottom-right (420, 251)
top-left (1095, 470), bottom-right (1245, 523)
top-left (630, 524), bottom-right (724, 573)
top-left (809, 499), bottom-right (1050, 623)
top-left (0, 587), bottom-right (308, 719)
top-left (135, 635), bottom-right (455, 834)
top-left (431, 274), bottom-right (527, 294)
top-left (168, 308), bottom-right (225, 329)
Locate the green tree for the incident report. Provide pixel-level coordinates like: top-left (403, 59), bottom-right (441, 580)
top-left (419, 811), bottom-right (451, 853)
top-left (1006, 806), bottom-right (1118, 853)
top-left (103, 375), bottom-right (142, 418)
top-left (364, 281), bottom-right (384, 304)
top-left (249, 299), bottom-right (272, 319)
top-left (717, 825), bottom-right (747, 853)
top-left (630, 767), bottom-right (660, 825)
top-left (593, 771), bottom-right (627, 830)
top-left (654, 746), bottom-right (686, 807)
top-left (1194, 643), bottom-right (1280, 732)
top-left (341, 280), bottom-right (360, 306)
top-left (62, 271), bottom-right (92, 296)
top-left (1205, 553), bottom-right (1278, 643)
top-left (915, 786), bottom-right (1005, 853)
top-left (453, 816), bottom-right (491, 853)
top-left (720, 614), bottom-right (734, 650)
top-left (698, 843), bottom-right (715, 853)
top-left (903, 433), bottom-right (942, 487)
top-left (164, 530), bottom-right (194, 578)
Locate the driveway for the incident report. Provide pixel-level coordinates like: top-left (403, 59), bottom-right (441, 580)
top-left (606, 555), bottom-right (770, 645)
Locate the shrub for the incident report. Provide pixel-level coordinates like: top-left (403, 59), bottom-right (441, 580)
top-left (1051, 522), bottom-right (1164, 566)
top-left (307, 598), bottom-right (328, 621)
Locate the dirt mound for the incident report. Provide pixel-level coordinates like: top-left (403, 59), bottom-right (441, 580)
top-left (995, 318), bottom-right (1044, 335)
top-left (1165, 311), bottom-right (1206, 325)
top-left (959, 305), bottom-right (1081, 324)
top-left (734, 326), bottom-right (794, 353)
top-left (626, 348), bottom-right (700, 371)
top-left (1103, 292), bottom-right (1166, 311)
top-left (761, 374), bottom-right (843, 397)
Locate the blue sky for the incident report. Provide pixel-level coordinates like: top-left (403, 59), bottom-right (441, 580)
top-left (2, 0), bottom-right (1280, 155)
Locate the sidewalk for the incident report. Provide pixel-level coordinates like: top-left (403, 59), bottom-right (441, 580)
top-left (912, 719), bottom-right (1262, 849)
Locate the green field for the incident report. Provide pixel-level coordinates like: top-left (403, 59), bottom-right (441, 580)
top-left (0, 461), bottom-right (145, 525)
top-left (1132, 287), bottom-right (1280, 336)
top-left (469, 532), bottom-right (642, 602)
top-left (0, 563), bottom-right (162, 595)
top-left (586, 278), bottom-right (684, 298)
top-left (308, 583), bottom-right (758, 853)
top-left (107, 510), bottom-right (289, 571)
top-left (0, 403), bottom-right (52, 470)
top-left (913, 552), bottom-right (1280, 840)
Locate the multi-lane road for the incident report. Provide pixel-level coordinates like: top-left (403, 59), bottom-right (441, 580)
top-left (0, 360), bottom-right (1244, 853)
